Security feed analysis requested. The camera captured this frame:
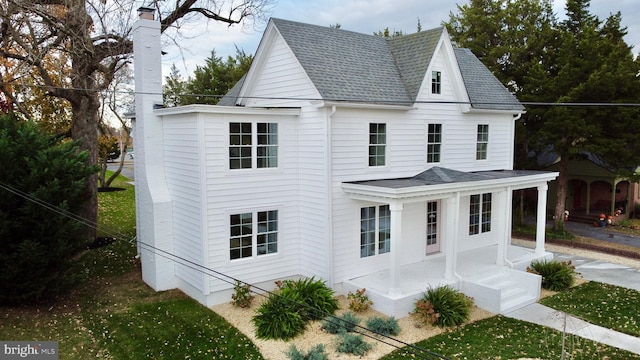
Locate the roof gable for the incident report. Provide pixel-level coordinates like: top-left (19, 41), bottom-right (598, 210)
top-left (231, 18), bottom-right (522, 111)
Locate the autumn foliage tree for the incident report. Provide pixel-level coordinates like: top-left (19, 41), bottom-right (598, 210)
top-left (0, 0), bottom-right (272, 239)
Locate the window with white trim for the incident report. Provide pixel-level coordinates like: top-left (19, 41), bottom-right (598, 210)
top-left (369, 123), bottom-right (386, 166)
top-left (360, 205), bottom-right (390, 257)
top-left (427, 123), bottom-right (442, 163)
top-left (469, 193), bottom-right (492, 235)
top-left (476, 124), bottom-right (489, 160)
top-left (431, 71), bottom-right (441, 94)
top-left (229, 122), bottom-right (278, 169)
top-left (230, 210), bottom-right (278, 260)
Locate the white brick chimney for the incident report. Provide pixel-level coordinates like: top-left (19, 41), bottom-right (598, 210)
top-left (133, 11), bottom-right (176, 291)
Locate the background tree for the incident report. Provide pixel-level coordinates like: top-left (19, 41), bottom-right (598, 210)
top-left (0, 112), bottom-right (97, 304)
top-left (0, 0), bottom-right (272, 240)
top-left (163, 63), bottom-right (186, 107)
top-left (181, 48), bottom-right (253, 105)
top-left (447, 0), bottom-right (640, 231)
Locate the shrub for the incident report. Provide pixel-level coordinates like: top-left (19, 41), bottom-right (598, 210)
top-left (278, 277), bottom-right (339, 321)
top-left (231, 280), bottom-right (254, 308)
top-left (528, 259), bottom-right (576, 291)
top-left (365, 316), bottom-right (400, 336)
top-left (285, 344), bottom-right (328, 360)
top-left (347, 288), bottom-right (373, 312)
top-left (0, 114), bottom-right (97, 304)
top-left (253, 277), bottom-right (339, 340)
top-left (411, 298), bottom-right (439, 327)
top-left (321, 311), bottom-right (361, 334)
top-left (335, 333), bottom-right (372, 356)
top-left (414, 285), bottom-right (473, 327)
top-left (252, 294), bottom-right (306, 340)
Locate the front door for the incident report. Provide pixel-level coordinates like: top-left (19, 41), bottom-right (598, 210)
top-left (426, 201), bottom-right (440, 254)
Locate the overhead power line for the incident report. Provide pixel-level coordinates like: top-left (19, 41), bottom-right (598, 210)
top-left (0, 179), bottom-right (449, 360)
top-left (2, 81), bottom-right (640, 107)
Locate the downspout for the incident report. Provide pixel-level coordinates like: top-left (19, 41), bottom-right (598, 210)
top-left (326, 105), bottom-right (337, 287)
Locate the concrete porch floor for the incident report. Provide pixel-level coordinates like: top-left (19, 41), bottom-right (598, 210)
top-left (342, 244), bottom-right (549, 317)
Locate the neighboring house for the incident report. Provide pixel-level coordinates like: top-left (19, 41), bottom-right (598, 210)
top-left (544, 152), bottom-right (640, 220)
top-left (132, 13), bottom-right (558, 317)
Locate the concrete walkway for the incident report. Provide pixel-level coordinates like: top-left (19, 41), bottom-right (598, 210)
top-left (505, 253), bottom-right (640, 354)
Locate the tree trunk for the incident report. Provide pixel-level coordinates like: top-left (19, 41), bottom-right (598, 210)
top-left (553, 156), bottom-right (570, 232)
top-left (71, 95), bottom-right (100, 240)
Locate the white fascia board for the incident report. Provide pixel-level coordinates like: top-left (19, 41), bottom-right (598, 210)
top-left (318, 100), bottom-right (415, 111)
top-left (154, 105), bottom-right (301, 117)
top-left (342, 171), bottom-right (559, 203)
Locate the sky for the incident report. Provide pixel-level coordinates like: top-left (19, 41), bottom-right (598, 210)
top-left (160, 0), bottom-right (640, 78)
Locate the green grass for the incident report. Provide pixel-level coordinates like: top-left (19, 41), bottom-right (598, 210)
top-left (0, 171), bottom-right (263, 359)
top-left (541, 281), bottom-right (640, 337)
top-left (381, 316), bottom-right (640, 360)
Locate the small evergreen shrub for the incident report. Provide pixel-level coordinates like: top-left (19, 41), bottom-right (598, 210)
top-left (347, 288), bottom-right (373, 312)
top-left (231, 280), bottom-right (254, 308)
top-left (285, 344), bottom-right (328, 360)
top-left (528, 259), bottom-right (576, 291)
top-left (335, 333), bottom-right (372, 356)
top-left (365, 315), bottom-right (400, 336)
top-left (321, 311), bottom-right (360, 334)
top-left (414, 285), bottom-right (473, 327)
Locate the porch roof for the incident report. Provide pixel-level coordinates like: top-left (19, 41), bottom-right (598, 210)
top-left (342, 166), bottom-right (558, 202)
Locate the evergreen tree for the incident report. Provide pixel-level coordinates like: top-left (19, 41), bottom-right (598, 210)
top-left (182, 48), bottom-right (253, 105)
top-left (163, 63), bottom-right (186, 107)
top-left (0, 113), bottom-right (97, 304)
top-left (447, 0), bottom-right (640, 230)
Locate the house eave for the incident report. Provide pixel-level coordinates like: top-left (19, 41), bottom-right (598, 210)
top-left (154, 104), bottom-right (302, 117)
top-left (342, 171), bottom-right (559, 203)
top-left (314, 100), bottom-right (415, 111)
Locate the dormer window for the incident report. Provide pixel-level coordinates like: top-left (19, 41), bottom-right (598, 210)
top-left (431, 71), bottom-right (441, 94)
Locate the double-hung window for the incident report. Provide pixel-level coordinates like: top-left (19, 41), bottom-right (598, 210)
top-left (230, 210), bottom-right (278, 260)
top-left (360, 205), bottom-right (390, 257)
top-left (427, 123), bottom-right (442, 163)
top-left (469, 193), bottom-right (492, 235)
top-left (230, 122), bottom-right (278, 169)
top-left (431, 71), bottom-right (441, 94)
top-left (369, 123), bottom-right (386, 166)
top-left (476, 124), bottom-right (489, 160)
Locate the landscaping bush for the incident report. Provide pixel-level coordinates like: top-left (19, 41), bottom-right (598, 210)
top-left (335, 333), bottom-right (372, 356)
top-left (231, 280), bottom-right (254, 308)
top-left (365, 316), bottom-right (400, 336)
top-left (321, 311), bottom-right (361, 334)
top-left (285, 344), bottom-right (328, 360)
top-left (277, 277), bottom-right (339, 321)
top-left (528, 259), bottom-right (576, 291)
top-left (347, 288), bottom-right (373, 312)
top-left (252, 293), bottom-right (306, 340)
top-left (253, 277), bottom-right (339, 340)
top-left (413, 285), bottom-right (473, 327)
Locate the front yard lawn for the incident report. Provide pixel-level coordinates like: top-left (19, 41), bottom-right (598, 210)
top-left (381, 315), bottom-right (640, 359)
top-left (540, 281), bottom-right (640, 337)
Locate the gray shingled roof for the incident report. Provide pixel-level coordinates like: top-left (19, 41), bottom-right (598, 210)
top-left (223, 18), bottom-right (523, 110)
top-left (454, 48), bottom-right (524, 111)
top-left (271, 18), bottom-right (411, 105)
top-left (347, 167), bottom-right (549, 189)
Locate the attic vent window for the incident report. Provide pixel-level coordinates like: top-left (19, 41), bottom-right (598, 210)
top-left (431, 71), bottom-right (441, 94)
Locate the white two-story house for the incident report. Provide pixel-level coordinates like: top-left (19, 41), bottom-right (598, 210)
top-left (133, 13), bottom-right (558, 317)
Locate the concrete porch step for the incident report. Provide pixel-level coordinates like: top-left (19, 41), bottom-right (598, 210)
top-left (465, 270), bottom-right (540, 314)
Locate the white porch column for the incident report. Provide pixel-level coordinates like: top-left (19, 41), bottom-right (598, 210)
top-left (536, 184), bottom-right (549, 255)
top-left (496, 189), bottom-right (508, 266)
top-left (388, 201), bottom-right (403, 296)
top-left (444, 195), bottom-right (458, 280)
